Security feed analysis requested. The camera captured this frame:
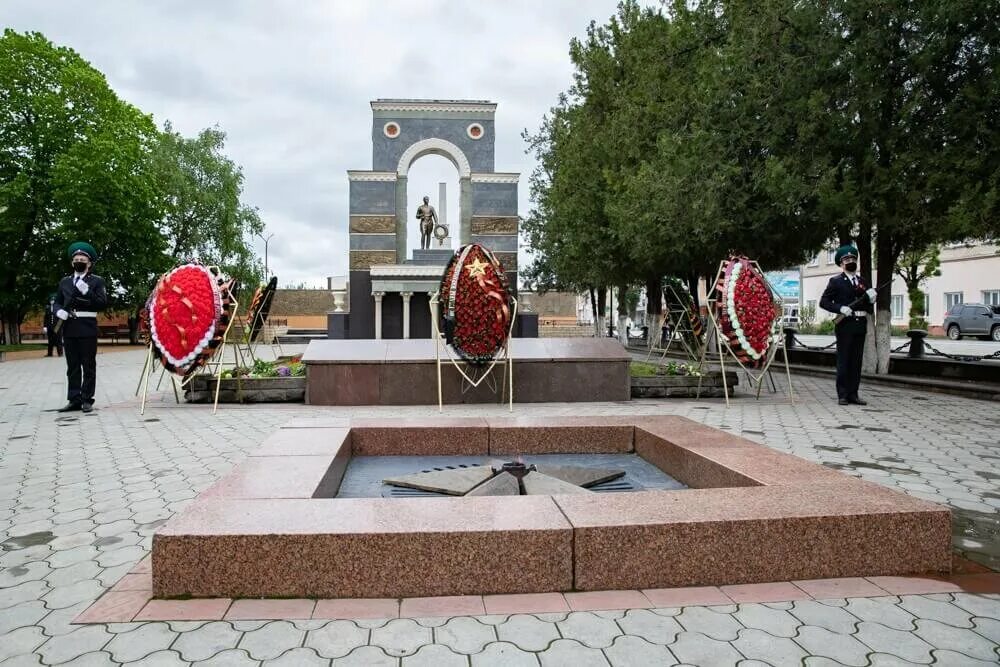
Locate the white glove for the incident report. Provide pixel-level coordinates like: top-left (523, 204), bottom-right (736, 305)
top-left (42, 327), bottom-right (47, 334)
top-left (866, 288), bottom-right (876, 302)
top-left (840, 306), bottom-right (852, 316)
top-left (75, 279), bottom-right (89, 295)
top-left (56, 309), bottom-right (69, 321)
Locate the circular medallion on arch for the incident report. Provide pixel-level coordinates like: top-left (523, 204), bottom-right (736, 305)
top-left (383, 122), bottom-right (400, 139)
top-left (467, 123), bottom-right (484, 140)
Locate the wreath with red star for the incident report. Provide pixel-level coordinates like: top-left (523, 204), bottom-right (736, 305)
top-left (439, 244), bottom-right (513, 365)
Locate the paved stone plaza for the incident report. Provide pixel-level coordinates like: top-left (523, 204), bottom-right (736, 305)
top-left (1, 348), bottom-right (998, 665)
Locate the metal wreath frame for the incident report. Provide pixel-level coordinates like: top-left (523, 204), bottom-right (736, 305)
top-left (645, 283), bottom-right (705, 365)
top-left (696, 258), bottom-right (794, 406)
top-left (428, 291), bottom-right (518, 413)
top-left (138, 270), bottom-right (242, 416)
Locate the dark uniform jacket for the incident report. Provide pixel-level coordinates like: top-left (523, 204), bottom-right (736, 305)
top-left (43, 305), bottom-right (58, 331)
top-left (820, 273), bottom-right (875, 316)
top-left (54, 273), bottom-right (108, 338)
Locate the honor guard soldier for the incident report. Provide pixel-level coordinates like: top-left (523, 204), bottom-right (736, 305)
top-left (820, 244), bottom-right (877, 405)
top-left (53, 242), bottom-right (108, 413)
top-left (43, 293), bottom-right (63, 357)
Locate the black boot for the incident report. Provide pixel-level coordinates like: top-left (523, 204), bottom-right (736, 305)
top-left (57, 402), bottom-right (82, 412)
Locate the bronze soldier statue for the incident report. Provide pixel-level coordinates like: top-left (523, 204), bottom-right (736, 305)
top-left (416, 196), bottom-right (438, 250)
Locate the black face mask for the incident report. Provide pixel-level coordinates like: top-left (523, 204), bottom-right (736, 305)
top-left (72, 261), bottom-right (88, 272)
top-left (844, 262), bottom-right (858, 273)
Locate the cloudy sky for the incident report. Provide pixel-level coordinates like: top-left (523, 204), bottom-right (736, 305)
top-left (4, 1), bottom-right (645, 287)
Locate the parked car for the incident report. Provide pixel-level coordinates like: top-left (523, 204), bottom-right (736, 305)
top-left (942, 303), bottom-right (1000, 341)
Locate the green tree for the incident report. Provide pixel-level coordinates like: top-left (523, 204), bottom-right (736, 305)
top-left (0, 30), bottom-right (165, 344)
top-left (895, 245), bottom-right (941, 330)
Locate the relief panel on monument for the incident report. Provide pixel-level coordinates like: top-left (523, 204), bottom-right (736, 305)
top-left (471, 216), bottom-right (518, 235)
top-left (494, 252), bottom-right (518, 272)
top-left (350, 215), bottom-right (396, 234)
top-left (350, 250), bottom-right (396, 270)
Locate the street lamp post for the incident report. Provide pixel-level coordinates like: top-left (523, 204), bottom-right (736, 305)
top-left (257, 232), bottom-right (274, 276)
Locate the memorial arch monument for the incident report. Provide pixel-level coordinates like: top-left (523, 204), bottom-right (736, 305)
top-left (341, 99), bottom-right (521, 339)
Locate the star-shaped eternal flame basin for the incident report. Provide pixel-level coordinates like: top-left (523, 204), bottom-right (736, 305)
top-left (382, 461), bottom-right (626, 496)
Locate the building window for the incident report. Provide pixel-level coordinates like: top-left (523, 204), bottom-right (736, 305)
top-left (945, 292), bottom-right (963, 310)
top-left (808, 254), bottom-right (819, 267)
top-left (807, 299), bottom-right (817, 311)
top-left (923, 292), bottom-right (930, 318)
top-left (891, 294), bottom-right (904, 321)
top-left (826, 249), bottom-right (836, 264)
top-left (983, 290), bottom-right (1000, 306)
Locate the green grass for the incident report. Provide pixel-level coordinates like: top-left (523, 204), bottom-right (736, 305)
top-left (0, 343), bottom-right (47, 352)
top-left (630, 361), bottom-right (660, 377)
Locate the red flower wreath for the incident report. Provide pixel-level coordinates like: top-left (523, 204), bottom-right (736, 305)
top-left (714, 256), bottom-right (780, 367)
top-left (148, 263), bottom-right (235, 376)
top-left (439, 244), bottom-right (513, 364)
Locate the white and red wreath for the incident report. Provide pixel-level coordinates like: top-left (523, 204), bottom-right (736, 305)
top-left (148, 263), bottom-right (235, 376)
top-left (715, 257), bottom-right (780, 365)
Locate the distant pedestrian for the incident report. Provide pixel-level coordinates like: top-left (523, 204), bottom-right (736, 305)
top-left (53, 242), bottom-right (107, 413)
top-left (43, 293), bottom-right (63, 357)
top-left (820, 244), bottom-right (877, 406)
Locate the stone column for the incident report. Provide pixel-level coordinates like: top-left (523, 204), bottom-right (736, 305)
top-left (394, 175), bottom-right (408, 263)
top-left (373, 291), bottom-right (384, 340)
top-left (401, 291), bottom-right (413, 339)
top-left (459, 176), bottom-right (472, 246)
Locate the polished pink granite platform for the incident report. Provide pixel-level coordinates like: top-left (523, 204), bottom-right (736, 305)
top-left (301, 338), bottom-right (631, 405)
top-left (146, 417), bottom-right (952, 600)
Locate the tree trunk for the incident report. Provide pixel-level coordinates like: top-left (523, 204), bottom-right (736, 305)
top-left (128, 309), bottom-right (141, 345)
top-left (596, 286), bottom-right (607, 338)
top-left (858, 223), bottom-right (878, 374)
top-left (873, 232), bottom-right (897, 374)
top-left (2, 308), bottom-right (21, 346)
top-left (589, 287), bottom-right (597, 337)
top-left (645, 276), bottom-right (662, 317)
top-left (617, 283), bottom-right (628, 347)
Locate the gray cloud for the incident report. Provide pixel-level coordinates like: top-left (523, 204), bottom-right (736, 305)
top-left (4, 0), bottom-right (650, 286)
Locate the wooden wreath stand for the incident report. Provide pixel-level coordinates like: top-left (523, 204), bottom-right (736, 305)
top-left (645, 283), bottom-right (705, 365)
top-left (696, 259), bottom-right (794, 406)
top-left (428, 292), bottom-right (517, 413)
top-left (138, 281), bottom-right (241, 416)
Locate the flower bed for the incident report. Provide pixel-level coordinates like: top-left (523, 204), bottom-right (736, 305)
top-left (184, 356), bottom-right (306, 403)
top-left (629, 361), bottom-right (737, 398)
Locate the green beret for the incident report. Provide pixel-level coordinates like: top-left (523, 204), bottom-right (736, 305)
top-left (67, 241), bottom-right (97, 261)
top-left (834, 244), bottom-right (858, 265)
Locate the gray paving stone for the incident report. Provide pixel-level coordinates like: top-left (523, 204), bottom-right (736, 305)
top-left (118, 649), bottom-right (190, 666)
top-left (0, 559), bottom-right (50, 587)
top-left (0, 626), bottom-right (46, 663)
top-left (370, 618), bottom-right (432, 658)
top-left (238, 620), bottom-right (305, 661)
top-left (171, 621), bottom-right (243, 661)
top-left (40, 577), bottom-right (104, 609)
top-left (669, 631), bottom-right (744, 666)
top-left (105, 622), bottom-right (178, 662)
top-left (930, 649), bottom-right (1000, 666)
top-left (0, 601), bottom-right (47, 635)
top-left (305, 620), bottom-right (369, 659)
top-left (790, 600), bottom-right (860, 634)
top-left (59, 651), bottom-right (117, 666)
top-left (556, 612), bottom-right (622, 649)
top-left (867, 653), bottom-right (925, 666)
top-left (411, 616), bottom-right (449, 628)
top-left (953, 593), bottom-right (1000, 620)
top-left (262, 647), bottom-right (330, 666)
top-left (854, 621), bottom-right (934, 664)
top-left (472, 641), bottom-right (539, 667)
top-left (972, 616), bottom-right (1000, 644)
top-left (35, 624), bottom-right (113, 665)
top-left (46, 545), bottom-right (100, 569)
top-left (0, 653), bottom-right (43, 667)
top-left (192, 648), bottom-right (259, 666)
top-left (795, 625), bottom-right (870, 666)
top-left (37, 600), bottom-right (92, 636)
top-left (537, 639), bottom-right (609, 667)
top-left (43, 559), bottom-right (102, 587)
top-left (229, 620), bottom-right (268, 632)
top-left (433, 616), bottom-right (495, 654)
top-left (330, 646), bottom-right (397, 666)
top-left (400, 644), bottom-right (466, 666)
top-left (675, 606), bottom-right (743, 641)
top-left (912, 618), bottom-right (998, 662)
top-left (897, 595), bottom-right (974, 628)
top-left (733, 603), bottom-right (801, 638)
top-left (496, 614), bottom-right (560, 652)
top-left (843, 596), bottom-right (916, 631)
top-left (734, 628), bottom-right (808, 665)
top-left (616, 609), bottom-right (682, 645)
top-left (0, 580), bottom-right (49, 610)
top-left (603, 635), bottom-right (677, 666)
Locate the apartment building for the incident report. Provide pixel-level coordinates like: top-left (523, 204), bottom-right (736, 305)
top-left (800, 242), bottom-right (1000, 334)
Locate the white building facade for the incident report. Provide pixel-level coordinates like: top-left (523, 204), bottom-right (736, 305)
top-left (800, 242), bottom-right (1000, 334)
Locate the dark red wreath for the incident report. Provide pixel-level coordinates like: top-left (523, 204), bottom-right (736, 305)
top-left (439, 244), bottom-right (513, 364)
top-left (148, 263), bottom-right (235, 376)
top-left (714, 256), bottom-right (780, 367)
top-left (245, 276), bottom-right (278, 343)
